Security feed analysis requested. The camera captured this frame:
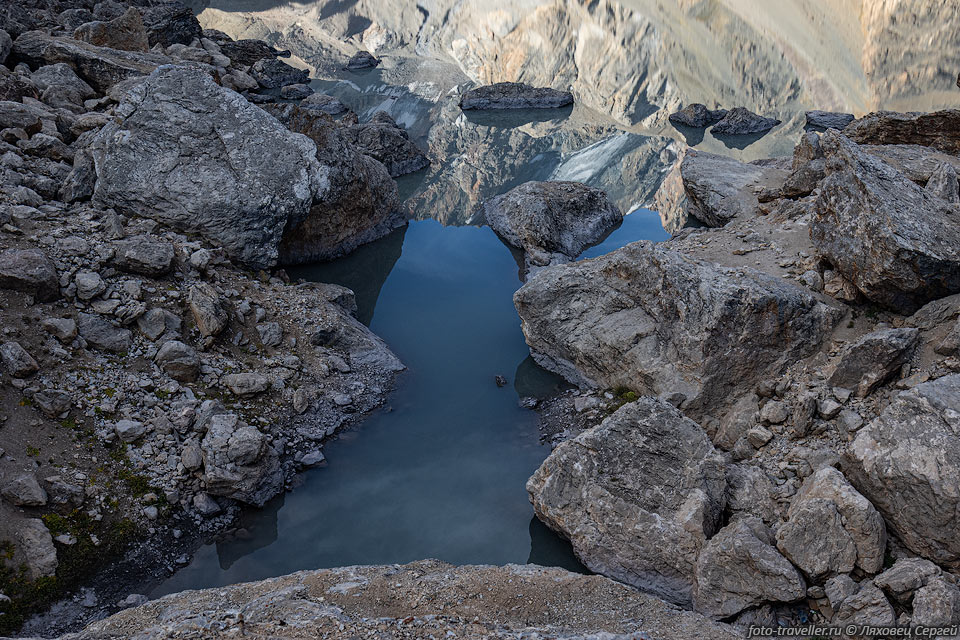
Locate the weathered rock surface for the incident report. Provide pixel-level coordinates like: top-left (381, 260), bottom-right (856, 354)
top-left (0, 247), bottom-right (58, 301)
top-left (514, 241), bottom-right (841, 421)
top-left (30, 63), bottom-right (95, 111)
top-left (112, 235), bottom-right (174, 276)
top-left (460, 82), bottom-right (573, 110)
top-left (812, 130), bottom-right (960, 314)
top-left (52, 560), bottom-right (739, 640)
top-left (343, 113), bottom-right (429, 178)
top-left (345, 50), bottom-right (379, 70)
top-left (2, 472), bottom-right (47, 506)
top-left (912, 578), bottom-right (960, 626)
top-left (482, 181), bottom-right (621, 272)
top-left (665, 150), bottom-right (765, 229)
top-left (73, 7), bottom-right (149, 52)
top-left (187, 283), bottom-right (227, 338)
top-left (846, 374), bottom-right (960, 570)
top-left (141, 1), bottom-right (202, 48)
top-left (874, 558), bottom-right (942, 605)
top-left (90, 66), bottom-right (321, 269)
top-left (827, 327), bottom-right (919, 397)
top-left (154, 340), bottom-right (199, 382)
top-left (200, 409), bottom-right (282, 505)
top-left (693, 517), bottom-right (805, 618)
top-left (711, 107), bottom-right (781, 135)
top-left (862, 143), bottom-right (960, 184)
top-left (527, 399), bottom-right (726, 606)
top-left (844, 109), bottom-right (960, 154)
top-left (300, 93), bottom-right (349, 116)
top-left (250, 57), bottom-right (309, 89)
top-left (668, 103), bottom-right (727, 128)
top-left (19, 519), bottom-right (57, 580)
top-left (805, 110), bottom-right (855, 130)
top-left (0, 340), bottom-right (39, 377)
top-left (775, 467), bottom-right (886, 580)
top-left (832, 582), bottom-right (896, 627)
top-left (77, 312), bottom-right (132, 353)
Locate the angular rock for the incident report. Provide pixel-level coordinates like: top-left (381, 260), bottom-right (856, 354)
top-left (668, 150), bottom-right (764, 229)
top-left (42, 317), bottom-right (76, 343)
top-left (693, 517), bottom-right (805, 618)
top-left (527, 399), bottom-right (727, 606)
top-left (775, 467), bottom-right (886, 580)
top-left (137, 307), bottom-right (180, 341)
top-left (669, 104), bottom-right (727, 128)
top-left (114, 419), bottom-right (147, 443)
top-left (141, 2), bottom-right (201, 48)
top-left (514, 241), bottom-right (841, 421)
top-left (0, 247), bottom-right (59, 301)
top-left (279, 83), bottom-right (313, 100)
top-left (219, 39), bottom-right (278, 67)
top-left (0, 29), bottom-right (10, 65)
top-left (827, 328), bottom-right (919, 397)
top-left (18, 519), bottom-right (57, 580)
top-left (0, 101), bottom-right (44, 132)
top-left (2, 472), bottom-right (47, 506)
top-left (31, 63), bottom-right (95, 111)
top-left (113, 235), bottom-right (174, 276)
top-left (180, 444), bottom-right (202, 471)
top-left (90, 66), bottom-right (321, 269)
top-left (725, 464), bottom-right (778, 524)
top-left (874, 558), bottom-right (942, 605)
top-left (345, 51), bottom-right (380, 70)
top-left (250, 57), bottom-right (309, 89)
top-left (912, 578), bottom-right (960, 627)
top-left (832, 582), bottom-right (896, 627)
top-left (300, 93), bottom-right (349, 116)
top-left (344, 117), bottom-right (429, 178)
top-left (481, 181), bottom-right (621, 272)
top-left (78, 312), bottom-right (132, 353)
top-left (926, 162), bottom-right (960, 204)
top-left (187, 284), bottom-right (227, 338)
top-left (33, 389), bottom-right (72, 417)
top-left (460, 82), bottom-right (573, 110)
top-left (862, 143), bottom-right (960, 184)
top-left (192, 492), bottom-right (221, 515)
top-left (711, 107), bottom-right (781, 135)
top-left (0, 341), bottom-right (39, 377)
top-left (0, 65), bottom-right (39, 102)
top-left (256, 322), bottom-right (282, 347)
top-left (223, 372), bottom-right (270, 397)
top-left (844, 109), bottom-right (960, 154)
top-left (805, 110), bottom-right (855, 130)
top-left (846, 374), bottom-right (960, 570)
top-left (74, 270), bottom-right (104, 301)
top-left (200, 411), bottom-right (282, 505)
top-left (73, 7), bottom-right (149, 52)
top-left (812, 130), bottom-right (960, 314)
top-left (155, 340), bottom-right (199, 382)
top-left (60, 150), bottom-right (97, 203)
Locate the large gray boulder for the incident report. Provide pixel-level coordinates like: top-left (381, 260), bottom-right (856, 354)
top-left (514, 241), bottom-right (841, 421)
top-left (812, 130), bottom-right (960, 314)
top-left (459, 82), bottom-right (573, 110)
top-left (710, 107), bottom-right (781, 135)
top-left (481, 181), bottom-right (622, 273)
top-left (200, 410), bottom-right (282, 506)
top-left (775, 467), bottom-right (886, 580)
top-left (89, 66), bottom-right (322, 269)
top-left (846, 374), bottom-right (960, 570)
top-left (693, 517), bottom-right (805, 619)
top-left (527, 398), bottom-right (726, 607)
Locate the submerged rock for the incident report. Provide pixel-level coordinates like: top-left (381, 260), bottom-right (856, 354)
top-left (711, 107), bottom-right (781, 135)
top-left (669, 103), bottom-right (727, 128)
top-left (459, 82), bottom-right (573, 110)
top-left (513, 241), bottom-right (841, 421)
top-left (846, 374), bottom-right (960, 570)
top-left (481, 181), bottom-right (621, 273)
top-left (812, 130), bottom-right (960, 314)
top-left (528, 399), bottom-right (727, 607)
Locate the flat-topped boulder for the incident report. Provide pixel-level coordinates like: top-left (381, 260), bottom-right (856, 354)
top-left (514, 241), bottom-right (841, 420)
top-left (806, 110), bottom-right (855, 130)
top-left (459, 82), bottom-right (573, 110)
top-left (481, 181), bottom-right (622, 274)
top-left (812, 130), bottom-right (960, 313)
top-left (711, 107), bottom-right (781, 135)
top-left (528, 398), bottom-right (727, 607)
top-left (844, 109), bottom-right (960, 154)
top-left (669, 103), bottom-right (727, 128)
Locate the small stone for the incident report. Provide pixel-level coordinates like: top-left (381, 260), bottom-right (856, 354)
top-left (818, 398), bottom-right (842, 419)
top-left (74, 270), bottom-right (105, 301)
top-left (333, 393), bottom-right (352, 407)
top-left (142, 506), bottom-right (158, 520)
top-left (799, 270), bottom-right (824, 292)
top-left (759, 400), bottom-right (789, 425)
top-left (0, 341), bottom-right (39, 377)
top-left (193, 492), bottom-right (221, 516)
top-left (189, 249), bottom-right (211, 271)
top-left (118, 593), bottom-right (149, 608)
top-left (2, 473), bottom-right (47, 506)
top-left (155, 340), bottom-right (200, 382)
top-left (33, 389), bottom-right (72, 417)
top-left (256, 322), bottom-right (282, 347)
top-left (42, 317), bottom-right (77, 343)
top-left (0, 248), bottom-right (59, 301)
top-left (180, 444), bottom-right (202, 471)
top-left (746, 426), bottom-right (773, 448)
top-left (114, 419), bottom-right (147, 443)
top-left (222, 372), bottom-right (270, 397)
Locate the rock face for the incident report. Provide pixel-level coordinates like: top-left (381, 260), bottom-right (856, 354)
top-left (89, 66), bottom-right (321, 269)
top-left (710, 107), bottom-right (781, 135)
top-left (805, 110), bottom-right (855, 130)
top-left (668, 104), bottom-right (727, 128)
top-left (527, 399), bottom-right (727, 606)
top-left (812, 130), bottom-right (960, 314)
top-left (459, 82), bottom-right (574, 110)
top-left (482, 181), bottom-right (622, 273)
top-left (844, 109), bottom-right (960, 154)
top-left (827, 327), bottom-right (919, 397)
top-left (672, 151), bottom-right (764, 228)
top-left (774, 467), bottom-right (886, 580)
top-left (693, 517), bottom-right (805, 619)
top-left (846, 374), bottom-right (960, 570)
top-left (514, 241), bottom-right (841, 421)
top-left (0, 247), bottom-right (59, 301)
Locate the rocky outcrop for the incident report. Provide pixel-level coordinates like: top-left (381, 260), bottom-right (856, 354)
top-left (844, 109), bottom-right (960, 154)
top-left (481, 181), bottom-right (621, 273)
top-left (812, 130), bottom-right (960, 314)
top-left (89, 66), bottom-right (320, 269)
top-left (710, 107), bottom-right (781, 135)
top-left (527, 398), bottom-right (727, 606)
top-left (514, 241), bottom-right (841, 421)
top-left (805, 110), bottom-right (855, 130)
top-left (774, 467), bottom-right (886, 580)
top-left (52, 560), bottom-right (740, 640)
top-left (460, 82), bottom-right (573, 110)
top-left (668, 104), bottom-right (726, 128)
top-left (846, 374), bottom-right (960, 570)
top-left (693, 517), bottom-right (805, 619)
top-left (141, 1), bottom-right (202, 48)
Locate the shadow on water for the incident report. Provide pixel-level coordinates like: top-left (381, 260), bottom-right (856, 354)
top-left (515, 356), bottom-right (571, 400)
top-left (670, 123), bottom-right (706, 146)
top-left (712, 129), bottom-right (774, 150)
top-left (462, 105), bottom-right (574, 129)
top-left (528, 517), bottom-right (589, 574)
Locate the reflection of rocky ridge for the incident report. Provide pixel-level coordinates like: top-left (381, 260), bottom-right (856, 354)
top-left (190, 0), bottom-right (959, 127)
